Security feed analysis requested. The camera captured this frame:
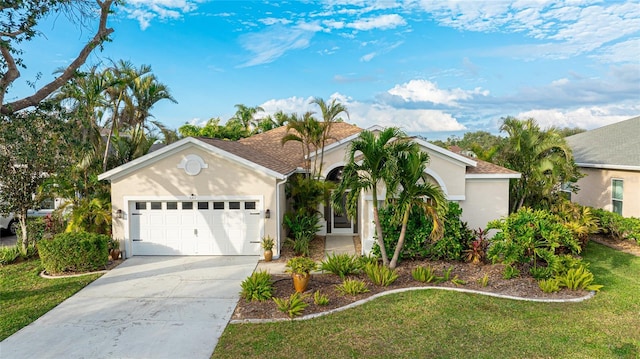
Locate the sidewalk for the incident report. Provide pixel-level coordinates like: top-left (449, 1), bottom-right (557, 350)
top-left (256, 235), bottom-right (356, 274)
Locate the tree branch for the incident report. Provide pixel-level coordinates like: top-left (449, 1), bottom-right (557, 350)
top-left (1, 0), bottom-right (115, 114)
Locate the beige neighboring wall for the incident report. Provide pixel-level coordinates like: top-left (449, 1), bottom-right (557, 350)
top-left (421, 148), bottom-right (468, 200)
top-left (109, 145), bottom-right (280, 253)
top-left (572, 167), bottom-right (640, 218)
top-left (458, 179), bottom-right (511, 230)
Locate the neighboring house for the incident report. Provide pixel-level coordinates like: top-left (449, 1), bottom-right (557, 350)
top-left (98, 123), bottom-right (519, 258)
top-left (566, 116), bottom-right (640, 218)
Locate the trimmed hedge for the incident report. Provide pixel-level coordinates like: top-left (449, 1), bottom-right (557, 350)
top-left (38, 232), bottom-right (109, 274)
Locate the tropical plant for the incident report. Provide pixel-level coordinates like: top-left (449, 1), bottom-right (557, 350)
top-left (240, 270), bottom-right (274, 302)
top-left (231, 104), bottom-right (264, 132)
top-left (465, 228), bottom-right (489, 264)
top-left (495, 117), bottom-right (580, 212)
top-left (313, 291), bottom-right (330, 306)
top-left (478, 273), bottom-right (490, 287)
top-left (363, 263), bottom-right (398, 286)
top-left (332, 127), bottom-right (415, 267)
top-left (335, 279), bottom-right (369, 296)
top-left (411, 265), bottom-right (437, 283)
top-left (283, 210), bottom-right (321, 256)
top-left (538, 278), bottom-right (561, 293)
top-left (66, 197), bottom-right (112, 235)
top-left (285, 256), bottom-right (317, 275)
top-left (503, 265), bottom-right (520, 279)
top-left (386, 148), bottom-right (447, 269)
top-left (310, 97), bottom-right (348, 178)
top-left (320, 253), bottom-right (361, 279)
top-left (592, 208), bottom-right (640, 243)
top-left (556, 266), bottom-right (603, 291)
top-left (273, 292), bottom-right (308, 319)
top-left (260, 236), bottom-right (275, 251)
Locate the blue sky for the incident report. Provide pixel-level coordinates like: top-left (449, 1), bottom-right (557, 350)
top-left (12, 0), bottom-right (640, 140)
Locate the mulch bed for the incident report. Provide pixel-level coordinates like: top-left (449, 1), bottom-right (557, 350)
top-left (590, 234), bottom-right (640, 257)
top-left (232, 236), bottom-right (603, 321)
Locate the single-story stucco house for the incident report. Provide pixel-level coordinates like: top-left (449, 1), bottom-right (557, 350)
top-left (98, 123), bottom-right (520, 258)
top-left (566, 116), bottom-right (640, 218)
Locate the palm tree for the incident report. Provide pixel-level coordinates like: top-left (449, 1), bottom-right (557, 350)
top-left (388, 149), bottom-right (446, 269)
top-left (332, 127), bottom-right (415, 266)
top-left (232, 104), bottom-right (264, 132)
top-left (311, 97), bottom-right (348, 179)
top-left (281, 112), bottom-right (322, 174)
top-left (496, 117), bottom-right (576, 212)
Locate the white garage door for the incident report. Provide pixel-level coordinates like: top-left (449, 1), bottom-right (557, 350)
top-left (129, 200), bottom-right (262, 255)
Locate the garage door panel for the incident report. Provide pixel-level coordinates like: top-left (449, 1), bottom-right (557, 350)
top-left (130, 200), bottom-right (262, 256)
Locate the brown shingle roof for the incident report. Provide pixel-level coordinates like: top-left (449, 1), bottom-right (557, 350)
top-left (447, 147), bottom-right (520, 176)
top-left (238, 122), bottom-right (362, 168)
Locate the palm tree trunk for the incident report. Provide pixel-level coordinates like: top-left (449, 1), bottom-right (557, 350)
top-left (389, 207), bottom-right (410, 269)
top-left (372, 188), bottom-right (389, 266)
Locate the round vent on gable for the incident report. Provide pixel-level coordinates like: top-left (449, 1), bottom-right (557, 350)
top-left (178, 154), bottom-right (208, 176)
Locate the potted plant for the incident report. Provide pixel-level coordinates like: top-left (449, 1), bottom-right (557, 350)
top-left (261, 235), bottom-right (275, 262)
top-left (108, 238), bottom-right (121, 261)
top-left (285, 256), bottom-right (317, 293)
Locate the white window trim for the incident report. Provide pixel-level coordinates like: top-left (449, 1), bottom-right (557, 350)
top-left (611, 178), bottom-right (623, 215)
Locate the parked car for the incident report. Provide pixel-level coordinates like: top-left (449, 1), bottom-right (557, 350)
top-left (0, 213), bottom-right (17, 236)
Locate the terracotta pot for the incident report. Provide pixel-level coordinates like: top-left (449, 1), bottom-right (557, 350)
top-left (109, 249), bottom-right (121, 260)
top-left (292, 272), bottom-right (311, 293)
top-left (263, 249), bottom-right (273, 262)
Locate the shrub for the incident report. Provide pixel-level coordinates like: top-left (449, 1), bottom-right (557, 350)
top-left (487, 207), bottom-right (581, 267)
top-left (336, 279), bottom-right (369, 296)
top-left (552, 201), bottom-right (598, 248)
top-left (363, 263), bottom-right (398, 286)
top-left (273, 292), bottom-right (308, 319)
top-left (530, 266), bottom-right (553, 280)
top-left (592, 208), bottom-right (640, 243)
top-left (411, 265), bottom-right (437, 283)
top-left (38, 232), bottom-right (109, 274)
top-left (464, 228), bottom-right (489, 264)
top-left (477, 273), bottom-right (490, 287)
top-left (503, 265), bottom-right (520, 279)
top-left (538, 278), bottom-right (560, 293)
top-left (320, 253), bottom-right (361, 279)
top-left (313, 291), bottom-right (329, 305)
top-left (284, 210), bottom-right (321, 256)
top-left (240, 270), bottom-right (273, 302)
top-left (0, 246), bottom-right (20, 265)
top-left (375, 202), bottom-right (473, 261)
top-left (556, 266), bottom-right (603, 292)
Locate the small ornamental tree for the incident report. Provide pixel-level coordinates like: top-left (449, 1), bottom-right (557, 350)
top-left (0, 103), bottom-right (73, 251)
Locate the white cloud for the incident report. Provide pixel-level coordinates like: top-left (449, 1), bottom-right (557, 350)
top-left (259, 92), bottom-right (467, 132)
top-left (123, 0), bottom-right (198, 30)
top-left (239, 25), bottom-right (317, 67)
top-left (360, 52), bottom-right (376, 62)
top-left (516, 107), bottom-right (634, 130)
top-left (388, 80), bottom-right (489, 107)
top-left (260, 17), bottom-right (293, 26)
top-left (348, 14), bottom-right (407, 31)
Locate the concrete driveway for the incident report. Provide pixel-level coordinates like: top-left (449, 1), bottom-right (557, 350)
top-left (1, 256), bottom-right (258, 359)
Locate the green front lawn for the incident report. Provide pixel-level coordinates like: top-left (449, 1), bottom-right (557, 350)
top-left (0, 259), bottom-right (102, 340)
top-left (213, 242), bottom-right (640, 358)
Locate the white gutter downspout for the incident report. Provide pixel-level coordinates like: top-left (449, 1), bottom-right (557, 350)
top-left (275, 176), bottom-right (289, 259)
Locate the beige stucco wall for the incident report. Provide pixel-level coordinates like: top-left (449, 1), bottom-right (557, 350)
top-left (108, 144), bottom-right (281, 256)
top-left (572, 167), bottom-right (640, 218)
top-left (458, 179), bottom-right (511, 231)
top-left (422, 150), bottom-right (467, 199)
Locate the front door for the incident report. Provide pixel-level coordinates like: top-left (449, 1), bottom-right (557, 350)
top-left (331, 192), bottom-right (354, 234)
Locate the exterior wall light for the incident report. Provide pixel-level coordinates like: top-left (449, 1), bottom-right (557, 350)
top-left (115, 209), bottom-right (124, 219)
top-left (265, 209), bottom-right (271, 219)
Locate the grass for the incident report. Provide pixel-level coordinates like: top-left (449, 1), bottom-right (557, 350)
top-left (0, 259), bottom-right (102, 341)
top-left (212, 242), bottom-right (640, 358)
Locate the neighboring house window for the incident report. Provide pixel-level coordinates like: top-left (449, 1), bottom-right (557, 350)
top-left (612, 179), bottom-right (623, 215)
top-left (560, 182), bottom-right (573, 201)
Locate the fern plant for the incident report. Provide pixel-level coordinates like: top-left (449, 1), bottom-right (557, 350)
top-left (336, 279), bottom-right (369, 296)
top-left (364, 263), bottom-right (398, 286)
top-left (412, 266), bottom-right (437, 283)
top-left (320, 253), bottom-right (362, 279)
top-left (273, 292), bottom-right (309, 319)
top-left (240, 270), bottom-right (273, 302)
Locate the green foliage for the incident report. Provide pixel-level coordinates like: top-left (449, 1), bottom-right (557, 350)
top-left (592, 208), bottom-right (640, 243)
top-left (285, 174), bottom-right (331, 215)
top-left (260, 236), bottom-right (275, 251)
top-left (335, 279), bottom-right (369, 296)
top-left (477, 273), bottom-right (490, 287)
top-left (66, 197), bottom-right (112, 235)
top-left (464, 228), bottom-right (489, 264)
top-left (240, 270), bottom-right (273, 302)
top-left (38, 232), bottom-right (109, 274)
top-left (450, 276), bottom-right (466, 286)
top-left (556, 266), bottom-right (603, 292)
top-left (284, 210), bottom-right (320, 256)
top-left (529, 266), bottom-right (553, 280)
top-left (503, 265), bottom-right (520, 279)
top-left (313, 291), bottom-right (330, 306)
top-left (320, 253), bottom-right (361, 279)
top-left (551, 201), bottom-right (599, 247)
top-left (441, 266), bottom-right (454, 281)
top-left (376, 202), bottom-right (473, 261)
top-left (363, 263), bottom-right (398, 286)
top-left (285, 256), bottom-right (317, 275)
top-left (487, 207), bottom-right (581, 267)
top-left (411, 265), bottom-right (437, 283)
top-left (273, 292), bottom-right (308, 319)
top-left (0, 246), bottom-right (20, 265)
top-left (538, 278), bottom-right (561, 293)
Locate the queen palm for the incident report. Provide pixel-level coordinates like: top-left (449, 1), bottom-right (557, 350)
top-left (332, 127), bottom-right (415, 266)
top-left (388, 149), bottom-right (446, 269)
top-left (281, 112), bottom-right (322, 174)
top-left (232, 104), bottom-right (264, 132)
